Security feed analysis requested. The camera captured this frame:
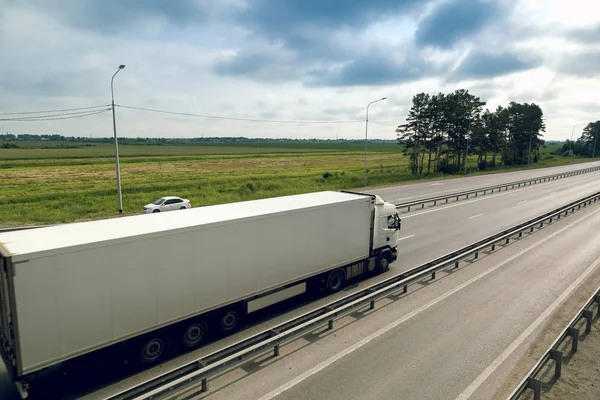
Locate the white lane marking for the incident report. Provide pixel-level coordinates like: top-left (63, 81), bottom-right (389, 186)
top-left (517, 200), bottom-right (528, 205)
top-left (402, 189), bottom-right (521, 219)
top-left (431, 183), bottom-right (444, 186)
top-left (397, 234), bottom-right (415, 242)
top-left (455, 253), bottom-right (600, 400)
top-left (258, 207), bottom-right (600, 400)
top-left (469, 214), bottom-right (483, 220)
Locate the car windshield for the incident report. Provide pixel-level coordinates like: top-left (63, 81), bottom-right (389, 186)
top-left (152, 198), bottom-right (166, 205)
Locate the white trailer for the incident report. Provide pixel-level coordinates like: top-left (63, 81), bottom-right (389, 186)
top-left (0, 191), bottom-right (400, 397)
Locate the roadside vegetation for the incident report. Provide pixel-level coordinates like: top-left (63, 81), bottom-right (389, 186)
top-left (0, 137), bottom-right (593, 227)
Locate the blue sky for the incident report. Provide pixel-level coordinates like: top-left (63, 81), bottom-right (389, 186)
top-left (0, 0), bottom-right (598, 140)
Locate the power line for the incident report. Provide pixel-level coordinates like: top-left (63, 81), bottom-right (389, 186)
top-left (0, 104), bottom-right (111, 116)
top-left (0, 108), bottom-right (111, 121)
top-left (116, 104), bottom-right (363, 124)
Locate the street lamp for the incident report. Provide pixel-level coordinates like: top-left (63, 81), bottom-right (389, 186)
top-left (364, 97), bottom-right (387, 187)
top-left (569, 123), bottom-right (586, 164)
top-left (111, 64), bottom-right (125, 213)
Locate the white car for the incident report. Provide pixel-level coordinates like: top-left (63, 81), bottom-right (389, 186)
top-left (143, 196), bottom-right (191, 213)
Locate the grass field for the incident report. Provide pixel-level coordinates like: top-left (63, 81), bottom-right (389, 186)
top-left (0, 140), bottom-right (591, 226)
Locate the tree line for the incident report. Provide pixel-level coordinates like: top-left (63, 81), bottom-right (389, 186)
top-left (558, 121), bottom-right (600, 158)
top-left (396, 89), bottom-right (546, 175)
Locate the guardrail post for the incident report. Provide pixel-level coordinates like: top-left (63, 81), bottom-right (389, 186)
top-left (403, 284), bottom-right (408, 293)
top-left (456, 196), bottom-right (459, 201)
top-left (408, 206), bottom-right (411, 212)
top-left (446, 198), bottom-right (449, 204)
top-left (434, 200), bottom-right (437, 206)
top-left (422, 203), bottom-right (425, 209)
top-left (491, 244), bottom-right (495, 251)
top-left (370, 299), bottom-right (375, 310)
top-left (530, 226), bottom-right (534, 233)
top-left (202, 378), bottom-right (208, 392)
top-left (527, 377), bottom-right (542, 400)
top-left (506, 237), bottom-right (510, 244)
top-left (540, 221), bottom-right (543, 228)
top-left (519, 231), bottom-right (523, 238)
top-left (551, 349), bottom-right (563, 377)
top-left (455, 261), bottom-right (459, 269)
top-left (474, 251), bottom-right (478, 259)
top-left (483, 190), bottom-right (486, 195)
top-left (466, 193), bottom-right (469, 199)
top-left (328, 319), bottom-right (334, 330)
top-left (557, 212), bottom-right (561, 219)
top-left (584, 310), bottom-right (593, 333)
top-left (475, 192), bottom-right (478, 197)
top-left (431, 271), bottom-right (436, 279)
top-left (568, 327), bottom-right (579, 352)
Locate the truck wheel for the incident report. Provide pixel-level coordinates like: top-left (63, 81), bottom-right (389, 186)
top-left (376, 253), bottom-right (391, 273)
top-left (219, 308), bottom-right (241, 334)
top-left (366, 258), bottom-right (377, 275)
top-left (181, 319), bottom-right (208, 348)
top-left (138, 335), bottom-right (167, 364)
top-left (325, 269), bottom-right (346, 293)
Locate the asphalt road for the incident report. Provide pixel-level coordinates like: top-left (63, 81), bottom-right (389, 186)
top-left (3, 165), bottom-right (600, 399)
top-left (366, 160), bottom-right (600, 204)
top-left (171, 188), bottom-right (600, 400)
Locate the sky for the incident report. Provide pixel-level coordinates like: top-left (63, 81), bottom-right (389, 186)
top-left (0, 0), bottom-right (598, 141)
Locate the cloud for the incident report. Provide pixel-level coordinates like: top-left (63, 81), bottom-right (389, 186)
top-left (308, 53), bottom-right (432, 87)
top-left (453, 51), bottom-right (538, 79)
top-left (415, 0), bottom-right (504, 49)
top-left (556, 50), bottom-right (600, 78)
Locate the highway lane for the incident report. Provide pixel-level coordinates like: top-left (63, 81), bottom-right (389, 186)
top-left (366, 160), bottom-right (600, 204)
top-left (179, 190), bottom-right (600, 400)
top-left (76, 169), bottom-right (600, 400)
top-left (3, 167), bottom-right (600, 400)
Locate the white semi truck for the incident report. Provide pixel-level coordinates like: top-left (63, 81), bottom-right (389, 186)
top-left (0, 191), bottom-right (400, 397)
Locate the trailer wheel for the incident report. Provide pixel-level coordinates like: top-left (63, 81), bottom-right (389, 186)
top-left (376, 253), bottom-right (391, 273)
top-left (325, 269), bottom-right (346, 293)
top-left (181, 319), bottom-right (208, 348)
top-left (138, 334), bottom-right (168, 364)
top-left (219, 308), bottom-right (242, 334)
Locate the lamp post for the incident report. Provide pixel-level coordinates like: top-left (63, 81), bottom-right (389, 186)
top-left (364, 97), bottom-right (387, 187)
top-left (111, 64), bottom-right (125, 213)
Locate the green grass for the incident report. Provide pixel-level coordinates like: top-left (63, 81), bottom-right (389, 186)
top-left (0, 140), bottom-right (594, 226)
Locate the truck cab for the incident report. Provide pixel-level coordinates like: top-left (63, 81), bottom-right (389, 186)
top-left (373, 195), bottom-right (401, 262)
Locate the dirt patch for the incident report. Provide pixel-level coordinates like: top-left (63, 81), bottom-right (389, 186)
top-left (542, 318), bottom-right (600, 400)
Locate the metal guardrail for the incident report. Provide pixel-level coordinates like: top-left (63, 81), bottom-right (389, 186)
top-left (395, 165), bottom-right (600, 212)
top-left (102, 191), bottom-right (600, 400)
top-left (507, 287), bottom-right (600, 400)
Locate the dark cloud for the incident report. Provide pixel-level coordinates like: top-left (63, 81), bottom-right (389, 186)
top-left (236, 0), bottom-right (424, 58)
top-left (213, 51), bottom-right (299, 82)
top-left (453, 51), bottom-right (538, 79)
top-left (23, 0), bottom-right (208, 34)
top-left (415, 0), bottom-right (504, 49)
top-left (307, 54), bottom-right (432, 87)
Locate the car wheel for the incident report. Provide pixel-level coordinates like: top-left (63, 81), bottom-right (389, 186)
top-left (153, 210), bottom-right (160, 213)
top-left (180, 206), bottom-right (186, 210)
